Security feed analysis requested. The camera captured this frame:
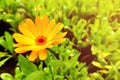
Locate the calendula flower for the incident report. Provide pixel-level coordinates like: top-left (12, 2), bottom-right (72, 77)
top-left (13, 16), bottom-right (67, 61)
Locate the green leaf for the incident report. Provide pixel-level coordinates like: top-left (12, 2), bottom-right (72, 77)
top-left (0, 56), bottom-right (12, 67)
top-left (18, 55), bottom-right (38, 76)
top-left (65, 53), bottom-right (80, 70)
top-left (92, 61), bottom-right (103, 69)
top-left (25, 71), bottom-right (47, 80)
top-left (38, 61), bottom-right (43, 70)
top-left (0, 73), bottom-right (14, 80)
top-left (14, 67), bottom-right (24, 80)
top-left (4, 31), bottom-right (14, 54)
top-left (0, 52), bottom-right (8, 57)
top-left (5, 0), bottom-right (14, 6)
top-left (0, 37), bottom-right (7, 49)
top-left (49, 60), bottom-right (65, 69)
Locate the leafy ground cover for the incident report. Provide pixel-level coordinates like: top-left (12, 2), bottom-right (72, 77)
top-left (1, 0), bottom-right (120, 80)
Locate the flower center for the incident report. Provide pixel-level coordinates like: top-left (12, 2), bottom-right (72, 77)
top-left (36, 36), bottom-right (47, 45)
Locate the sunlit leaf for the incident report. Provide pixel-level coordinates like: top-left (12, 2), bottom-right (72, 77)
top-left (92, 61), bottom-right (103, 69)
top-left (0, 52), bottom-right (8, 57)
top-left (25, 71), bottom-right (47, 80)
top-left (0, 73), bottom-right (14, 80)
top-left (0, 55), bottom-right (12, 67)
top-left (0, 37), bottom-right (7, 49)
top-left (4, 31), bottom-right (14, 54)
top-left (18, 55), bottom-right (38, 76)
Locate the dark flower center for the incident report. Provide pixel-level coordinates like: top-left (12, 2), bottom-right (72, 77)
top-left (36, 36), bottom-right (47, 45)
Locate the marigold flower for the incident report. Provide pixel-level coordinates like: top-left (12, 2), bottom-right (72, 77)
top-left (13, 16), bottom-right (67, 61)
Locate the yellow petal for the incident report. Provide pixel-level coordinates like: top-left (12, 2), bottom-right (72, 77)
top-left (28, 51), bottom-right (38, 61)
top-left (13, 33), bottom-right (35, 45)
top-left (42, 16), bottom-right (49, 35)
top-left (35, 16), bottom-right (42, 36)
top-left (44, 19), bottom-right (55, 37)
top-left (45, 44), bottom-right (53, 48)
top-left (14, 46), bottom-right (41, 53)
top-left (53, 38), bottom-right (66, 44)
top-left (42, 16), bottom-right (48, 26)
top-left (13, 44), bottom-right (27, 47)
top-left (25, 18), bottom-right (38, 37)
top-left (46, 32), bottom-right (67, 44)
top-left (38, 49), bottom-right (47, 60)
top-left (14, 44), bottom-right (51, 53)
top-left (18, 24), bottom-right (35, 39)
top-left (14, 47), bottom-right (29, 53)
top-left (51, 32), bottom-right (67, 44)
top-left (48, 23), bottom-right (63, 41)
top-left (14, 48), bottom-right (28, 53)
top-left (53, 32), bottom-right (67, 39)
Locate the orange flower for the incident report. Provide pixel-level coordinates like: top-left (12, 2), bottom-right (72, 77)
top-left (13, 16), bottom-right (67, 61)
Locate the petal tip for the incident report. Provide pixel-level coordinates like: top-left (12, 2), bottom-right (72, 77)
top-left (39, 49), bottom-right (47, 60)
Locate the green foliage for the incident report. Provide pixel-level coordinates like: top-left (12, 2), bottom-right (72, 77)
top-left (0, 52), bottom-right (12, 67)
top-left (1, 0), bottom-right (120, 80)
top-left (0, 0), bottom-right (24, 28)
top-left (4, 32), bottom-right (14, 54)
top-left (0, 32), bottom-right (14, 67)
top-left (0, 32), bottom-right (14, 54)
top-left (25, 71), bottom-right (47, 80)
top-left (44, 41), bottom-right (89, 80)
top-left (18, 55), bottom-right (38, 76)
top-left (0, 42), bottom-right (89, 80)
top-left (0, 73), bottom-right (14, 80)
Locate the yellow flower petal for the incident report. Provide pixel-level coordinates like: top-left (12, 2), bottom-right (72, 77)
top-left (44, 19), bottom-right (55, 37)
top-left (25, 18), bottom-right (38, 37)
top-left (14, 46), bottom-right (42, 53)
top-left (14, 43), bottom-right (52, 53)
top-left (18, 23), bottom-right (35, 39)
top-left (53, 38), bottom-right (66, 44)
top-left (45, 44), bottom-right (53, 48)
top-left (13, 44), bottom-right (27, 47)
top-left (14, 47), bottom-right (28, 53)
top-left (13, 33), bottom-right (35, 45)
top-left (42, 16), bottom-right (49, 35)
top-left (42, 16), bottom-right (48, 26)
top-left (35, 16), bottom-right (42, 36)
top-left (38, 49), bottom-right (47, 60)
top-left (35, 16), bottom-right (49, 36)
top-left (28, 51), bottom-right (38, 61)
top-left (48, 23), bottom-right (63, 41)
top-left (47, 32), bottom-right (67, 44)
top-left (53, 32), bottom-right (67, 39)
top-left (14, 47), bottom-right (30, 53)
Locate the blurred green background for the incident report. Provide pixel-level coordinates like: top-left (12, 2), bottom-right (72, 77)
top-left (1, 0), bottom-right (120, 80)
